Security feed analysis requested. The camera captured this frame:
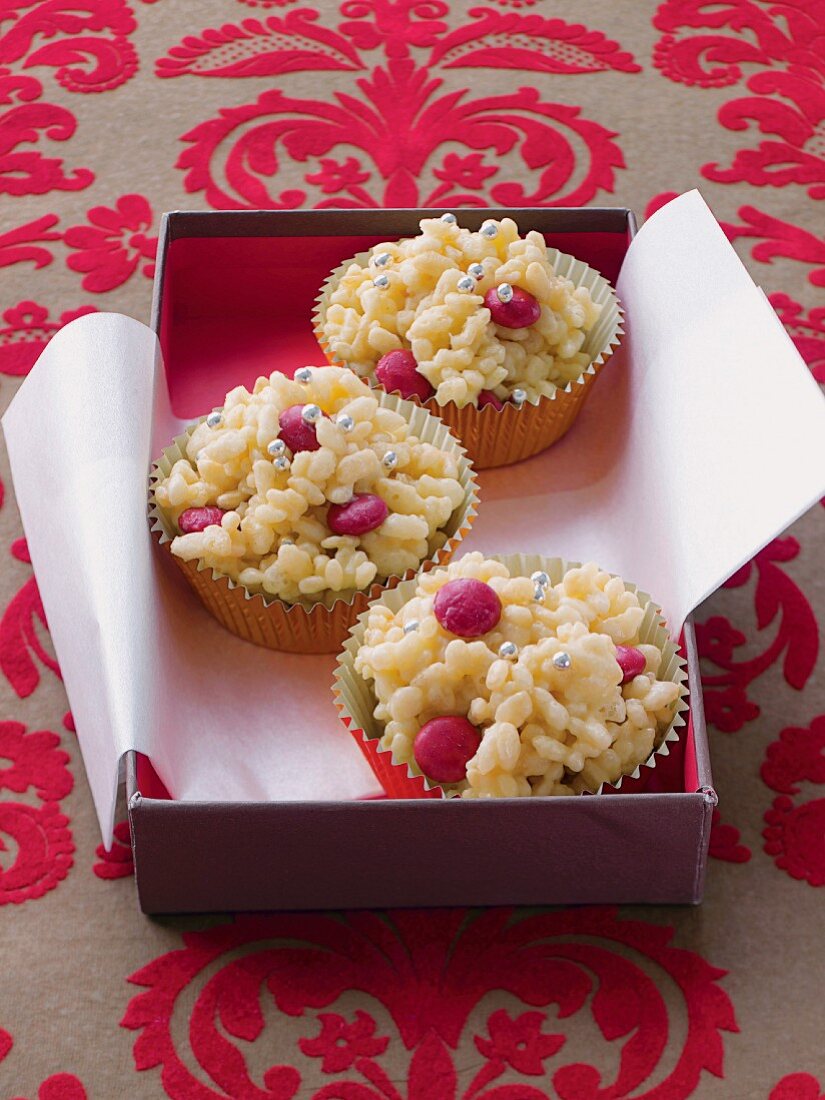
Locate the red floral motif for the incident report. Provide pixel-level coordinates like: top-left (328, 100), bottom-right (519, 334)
top-left (63, 193), bottom-right (157, 292)
top-left (769, 293), bottom-right (825, 382)
top-left (0, 214), bottom-right (60, 270)
top-left (160, 3), bottom-right (638, 209)
top-left (11, 1073), bottom-right (89, 1100)
top-left (0, 538), bottom-right (61, 699)
top-left (300, 1011), bottom-right (389, 1072)
top-left (645, 191), bottom-right (825, 290)
top-left (1, 1027), bottom-right (89, 1099)
top-left (653, 1), bottom-right (825, 198)
top-left (0, 721), bottom-right (74, 906)
top-left (0, 0), bottom-right (138, 94)
top-left (723, 205), bottom-right (825, 289)
top-left (93, 819), bottom-right (134, 880)
top-left (770, 1073), bottom-right (825, 1100)
top-left (762, 716), bottom-right (825, 795)
top-left (764, 796), bottom-right (825, 887)
top-left (0, 720), bottom-right (72, 802)
top-left (0, 300), bottom-right (96, 376)
top-left (709, 808), bottom-right (752, 863)
top-left (695, 538), bottom-right (818, 734)
top-left (0, 71), bottom-right (93, 195)
top-left (474, 1009), bottom-right (564, 1075)
top-left (761, 716), bottom-right (825, 888)
top-left (122, 907), bottom-right (737, 1099)
top-left (305, 155), bottom-right (372, 195)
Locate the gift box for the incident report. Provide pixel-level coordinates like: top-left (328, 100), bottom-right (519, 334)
top-left (4, 195), bottom-right (825, 913)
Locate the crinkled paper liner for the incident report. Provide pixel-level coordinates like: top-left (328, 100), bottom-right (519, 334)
top-left (148, 394), bottom-right (479, 654)
top-left (333, 554), bottom-right (689, 799)
top-left (314, 245), bottom-right (623, 470)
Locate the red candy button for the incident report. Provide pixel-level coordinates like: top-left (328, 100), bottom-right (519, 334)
top-left (615, 645), bottom-right (646, 683)
top-left (375, 350), bottom-right (435, 402)
top-left (414, 715), bottom-right (481, 783)
top-left (484, 285), bottom-right (541, 329)
top-left (327, 493), bottom-right (388, 536)
top-left (279, 404), bottom-right (326, 453)
top-left (433, 577), bottom-right (502, 638)
top-left (478, 389), bottom-right (504, 410)
top-left (178, 506), bottom-right (225, 534)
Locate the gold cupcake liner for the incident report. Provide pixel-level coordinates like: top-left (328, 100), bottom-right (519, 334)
top-left (333, 553), bottom-right (689, 798)
top-left (315, 245), bottom-right (623, 470)
top-left (148, 394), bottom-right (479, 654)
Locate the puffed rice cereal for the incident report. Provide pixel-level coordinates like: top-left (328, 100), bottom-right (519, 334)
top-left (153, 367), bottom-right (467, 605)
top-left (353, 553), bottom-right (681, 796)
top-left (321, 215), bottom-right (603, 408)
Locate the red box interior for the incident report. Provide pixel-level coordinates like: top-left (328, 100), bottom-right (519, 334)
top-left (160, 231), bottom-right (630, 420)
top-left (155, 220), bottom-right (701, 803)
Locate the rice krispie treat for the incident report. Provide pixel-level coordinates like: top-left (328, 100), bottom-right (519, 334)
top-left (153, 367), bottom-right (467, 605)
top-left (353, 553), bottom-right (681, 796)
top-left (320, 214), bottom-right (603, 409)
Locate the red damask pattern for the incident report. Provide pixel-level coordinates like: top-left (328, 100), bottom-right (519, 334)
top-left (695, 538), bottom-right (818, 734)
top-left (157, 2), bottom-right (638, 210)
top-left (0, 214), bottom-right (60, 270)
top-left (63, 194), bottom-right (157, 292)
top-left (762, 715), bottom-right (825, 887)
top-left (0, 720), bottom-right (73, 904)
top-left (0, 301), bottom-right (96, 376)
top-left (122, 907), bottom-right (737, 1099)
top-left (769, 294), bottom-right (825, 382)
top-left (93, 819), bottom-right (134, 879)
top-left (709, 808), bottom-right (752, 863)
top-left (1, 1026), bottom-right (88, 1099)
top-left (0, 1), bottom-right (142, 201)
top-left (653, 1), bottom-right (825, 199)
top-left (770, 1073), bottom-right (825, 1100)
top-left (0, 71), bottom-right (92, 196)
top-left (1, 538), bottom-right (61, 700)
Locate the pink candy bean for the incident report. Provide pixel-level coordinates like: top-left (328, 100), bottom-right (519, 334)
top-left (327, 493), bottom-right (388, 536)
top-left (278, 404), bottom-right (326, 453)
top-left (375, 350), bottom-right (435, 402)
top-left (414, 715), bottom-right (481, 783)
top-left (615, 645), bottom-right (646, 684)
top-left (433, 577), bottom-right (502, 638)
top-left (484, 285), bottom-right (541, 329)
top-left (178, 506), bottom-right (225, 534)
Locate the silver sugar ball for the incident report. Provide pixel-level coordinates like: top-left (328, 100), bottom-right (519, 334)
top-left (552, 651), bottom-right (572, 671)
top-left (267, 438), bottom-right (286, 457)
top-left (280, 538), bottom-right (295, 546)
top-left (403, 620), bottom-right (420, 634)
top-left (457, 275), bottom-right (475, 293)
top-left (373, 252), bottom-right (392, 267)
top-left (336, 413), bottom-right (354, 433)
top-left (206, 411), bottom-right (223, 428)
top-left (273, 456), bottom-right (290, 472)
top-left (533, 585), bottom-right (546, 602)
top-left (496, 282), bottom-right (514, 303)
top-left (481, 221), bottom-right (499, 239)
top-left (301, 403), bottom-right (323, 425)
top-left (530, 570), bottom-right (550, 587)
top-left (468, 263), bottom-right (485, 280)
top-left (498, 640), bottom-right (518, 660)
top-left (294, 367), bottom-right (312, 383)
top-left (382, 450), bottom-right (398, 470)
top-left (373, 274), bottom-right (390, 289)
top-left (512, 388), bottom-right (527, 406)
top-left (440, 212), bottom-right (457, 225)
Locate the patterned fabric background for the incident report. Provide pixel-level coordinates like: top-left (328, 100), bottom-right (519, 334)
top-left (0, 1), bottom-right (823, 1096)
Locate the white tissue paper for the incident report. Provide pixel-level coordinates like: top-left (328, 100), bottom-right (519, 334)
top-left (4, 191), bottom-right (825, 844)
